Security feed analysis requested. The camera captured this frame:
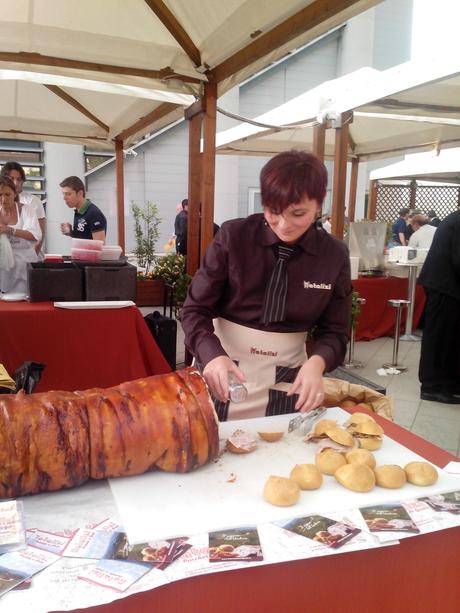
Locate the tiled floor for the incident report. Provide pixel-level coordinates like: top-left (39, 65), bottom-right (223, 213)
top-left (141, 307), bottom-right (459, 459)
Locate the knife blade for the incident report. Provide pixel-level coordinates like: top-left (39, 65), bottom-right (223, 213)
top-left (288, 406), bottom-right (327, 433)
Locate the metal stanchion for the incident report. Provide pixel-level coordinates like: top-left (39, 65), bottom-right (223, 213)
top-left (383, 299), bottom-right (410, 371)
top-left (343, 297), bottom-right (366, 369)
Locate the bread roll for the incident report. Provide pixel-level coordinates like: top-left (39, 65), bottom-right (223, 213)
top-left (263, 476), bottom-right (300, 506)
top-left (289, 464), bottom-right (323, 490)
top-left (345, 448), bottom-right (376, 469)
top-left (404, 461), bottom-right (438, 486)
top-left (315, 449), bottom-right (346, 475)
top-left (374, 465), bottom-right (407, 488)
top-left (334, 464), bottom-right (376, 492)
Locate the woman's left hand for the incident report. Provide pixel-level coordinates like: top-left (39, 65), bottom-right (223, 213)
top-left (287, 355), bottom-right (326, 412)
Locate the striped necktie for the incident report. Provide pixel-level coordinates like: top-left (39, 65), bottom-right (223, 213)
top-left (260, 244), bottom-right (295, 324)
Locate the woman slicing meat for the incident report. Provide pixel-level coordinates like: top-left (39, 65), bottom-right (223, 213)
top-left (181, 150), bottom-right (352, 421)
top-left (0, 175), bottom-right (41, 295)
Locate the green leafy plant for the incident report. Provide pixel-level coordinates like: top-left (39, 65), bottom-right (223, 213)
top-left (153, 253), bottom-right (192, 318)
top-left (350, 290), bottom-right (361, 329)
top-left (131, 201), bottom-right (161, 276)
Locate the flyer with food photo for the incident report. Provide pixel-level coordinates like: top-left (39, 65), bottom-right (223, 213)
top-left (418, 490), bottom-right (460, 515)
top-left (279, 515), bottom-right (361, 549)
top-left (208, 527), bottom-right (263, 562)
top-left (360, 504), bottom-right (420, 535)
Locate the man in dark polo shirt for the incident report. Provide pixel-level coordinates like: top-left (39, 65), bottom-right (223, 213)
top-left (59, 176), bottom-right (106, 241)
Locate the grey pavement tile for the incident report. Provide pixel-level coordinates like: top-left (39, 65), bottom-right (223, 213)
top-left (411, 412), bottom-right (460, 451)
top-left (391, 399), bottom-right (420, 430)
top-left (418, 401), bottom-right (460, 421)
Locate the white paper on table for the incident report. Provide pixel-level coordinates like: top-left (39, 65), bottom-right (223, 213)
top-left (443, 461), bottom-right (460, 475)
top-left (54, 300), bottom-right (134, 309)
top-left (109, 408), bottom-right (460, 545)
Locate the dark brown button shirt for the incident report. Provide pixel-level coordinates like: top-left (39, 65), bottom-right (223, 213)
top-left (181, 214), bottom-right (352, 371)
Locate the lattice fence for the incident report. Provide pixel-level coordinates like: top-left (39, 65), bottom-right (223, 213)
top-left (375, 183), bottom-right (459, 224)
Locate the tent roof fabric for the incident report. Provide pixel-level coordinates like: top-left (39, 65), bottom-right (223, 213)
top-left (216, 58), bottom-right (460, 161)
top-left (0, 0), bottom-right (379, 147)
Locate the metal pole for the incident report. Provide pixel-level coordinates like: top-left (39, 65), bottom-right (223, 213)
top-left (401, 263), bottom-right (421, 341)
top-left (383, 299), bottom-right (409, 371)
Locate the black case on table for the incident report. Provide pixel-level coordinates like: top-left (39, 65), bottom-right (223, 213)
top-left (27, 262), bottom-right (83, 302)
top-left (144, 311), bottom-right (177, 370)
top-left (84, 262), bottom-right (137, 301)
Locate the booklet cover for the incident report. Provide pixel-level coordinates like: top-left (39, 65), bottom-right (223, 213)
top-left (418, 491), bottom-right (460, 515)
top-left (0, 546), bottom-right (60, 597)
top-left (64, 529), bottom-right (190, 571)
top-left (279, 515), bottom-right (361, 549)
top-left (208, 526), bottom-right (263, 562)
top-left (360, 504), bottom-right (420, 533)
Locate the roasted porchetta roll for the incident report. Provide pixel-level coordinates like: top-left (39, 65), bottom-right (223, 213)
top-left (0, 367), bottom-right (219, 498)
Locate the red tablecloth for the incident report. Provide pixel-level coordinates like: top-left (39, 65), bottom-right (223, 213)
top-left (353, 276), bottom-right (425, 341)
top-left (63, 411), bottom-right (459, 613)
top-left (0, 302), bottom-right (171, 392)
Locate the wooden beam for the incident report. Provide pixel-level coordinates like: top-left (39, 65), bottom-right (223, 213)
top-left (367, 179), bottom-right (378, 220)
top-left (144, 0), bottom-right (201, 67)
top-left (331, 113), bottom-right (349, 238)
top-left (213, 0), bottom-right (367, 83)
top-left (44, 85), bottom-right (109, 132)
top-left (115, 139), bottom-right (126, 252)
top-left (115, 102), bottom-right (177, 141)
top-left (409, 179), bottom-right (417, 210)
top-left (200, 81), bottom-right (217, 259)
top-left (348, 157), bottom-right (359, 222)
top-left (0, 51), bottom-right (201, 83)
top-left (0, 128), bottom-right (108, 141)
top-left (312, 123), bottom-right (326, 161)
top-left (186, 112), bottom-right (202, 276)
top-left (184, 98), bottom-right (206, 120)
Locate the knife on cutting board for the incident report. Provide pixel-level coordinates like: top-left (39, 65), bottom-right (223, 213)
top-left (288, 406), bottom-right (327, 433)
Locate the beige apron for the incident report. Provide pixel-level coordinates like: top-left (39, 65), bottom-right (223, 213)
top-left (212, 318), bottom-right (308, 420)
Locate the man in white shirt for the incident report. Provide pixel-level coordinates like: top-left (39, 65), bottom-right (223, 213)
top-left (408, 214), bottom-right (437, 249)
top-left (1, 161), bottom-right (45, 254)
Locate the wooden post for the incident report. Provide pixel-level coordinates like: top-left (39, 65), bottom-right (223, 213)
top-left (185, 101), bottom-right (204, 276)
top-left (348, 157), bottom-right (359, 222)
top-left (409, 179), bottom-right (417, 210)
top-left (331, 113), bottom-right (349, 239)
top-left (114, 139), bottom-right (125, 252)
top-left (200, 81), bottom-right (217, 260)
top-left (368, 179), bottom-right (378, 220)
top-left (312, 123), bottom-right (326, 162)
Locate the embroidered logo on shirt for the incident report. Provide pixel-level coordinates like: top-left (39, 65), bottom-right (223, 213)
top-left (77, 219), bottom-right (87, 232)
top-left (250, 347), bottom-right (278, 357)
top-left (304, 281), bottom-right (332, 290)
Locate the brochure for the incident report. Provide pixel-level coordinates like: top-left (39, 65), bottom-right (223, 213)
top-left (208, 526), bottom-right (263, 563)
top-left (279, 515), bottom-right (361, 549)
top-left (359, 503), bottom-right (420, 540)
top-left (418, 491), bottom-right (460, 515)
top-left (0, 546), bottom-right (60, 597)
top-left (77, 559), bottom-right (151, 593)
top-left (0, 500), bottom-right (26, 554)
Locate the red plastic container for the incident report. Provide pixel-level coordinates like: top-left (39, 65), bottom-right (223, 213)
top-left (71, 248), bottom-right (102, 262)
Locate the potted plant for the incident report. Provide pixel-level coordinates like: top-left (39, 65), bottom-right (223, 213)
top-left (152, 253), bottom-right (192, 318)
top-left (131, 201), bottom-right (164, 306)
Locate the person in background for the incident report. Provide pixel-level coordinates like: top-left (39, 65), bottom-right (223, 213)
top-left (427, 209), bottom-right (441, 227)
top-left (0, 176), bottom-right (40, 294)
top-left (174, 198), bottom-right (188, 256)
top-left (408, 214), bottom-right (437, 249)
top-left (60, 176), bottom-right (106, 242)
top-left (1, 162), bottom-right (45, 256)
top-left (181, 150), bottom-right (351, 421)
top-left (405, 209), bottom-right (422, 242)
top-left (418, 208), bottom-right (460, 404)
top-left (390, 208), bottom-right (410, 246)
top-left (322, 215), bottom-right (332, 233)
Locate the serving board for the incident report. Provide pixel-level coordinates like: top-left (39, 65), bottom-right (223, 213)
top-left (109, 408), bottom-right (460, 545)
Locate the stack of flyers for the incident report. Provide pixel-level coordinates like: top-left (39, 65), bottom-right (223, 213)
top-left (419, 491), bottom-right (460, 515)
top-left (279, 515), bottom-right (361, 549)
top-left (359, 504), bottom-right (420, 541)
top-left (0, 546), bottom-right (60, 597)
top-left (64, 529), bottom-right (191, 571)
top-left (26, 528), bottom-right (73, 555)
top-left (0, 501), bottom-right (26, 554)
top-left (208, 527), bottom-right (263, 563)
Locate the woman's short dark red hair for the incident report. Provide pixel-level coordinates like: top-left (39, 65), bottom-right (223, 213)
top-left (260, 150), bottom-right (327, 213)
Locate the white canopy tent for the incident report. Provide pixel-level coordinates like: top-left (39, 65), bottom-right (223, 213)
top-left (370, 148), bottom-right (460, 185)
top-left (0, 0), bottom-right (380, 253)
top-left (216, 58), bottom-right (460, 161)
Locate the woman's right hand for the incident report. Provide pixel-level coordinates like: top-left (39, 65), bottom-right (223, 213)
top-left (202, 356), bottom-right (246, 402)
